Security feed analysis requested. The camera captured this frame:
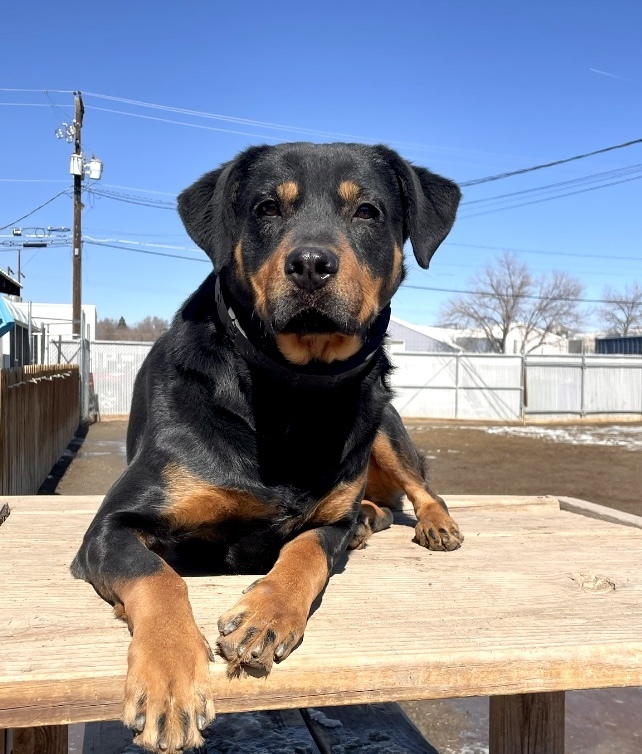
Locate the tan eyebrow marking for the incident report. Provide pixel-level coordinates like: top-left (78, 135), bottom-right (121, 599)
top-left (338, 180), bottom-right (361, 203)
top-left (276, 181), bottom-right (299, 204)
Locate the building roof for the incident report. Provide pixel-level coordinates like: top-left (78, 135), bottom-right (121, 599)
top-left (0, 269), bottom-right (21, 297)
top-left (0, 296), bottom-right (40, 329)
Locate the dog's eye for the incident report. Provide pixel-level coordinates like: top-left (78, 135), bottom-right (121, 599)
top-left (353, 203), bottom-right (379, 220)
top-left (257, 200), bottom-right (281, 217)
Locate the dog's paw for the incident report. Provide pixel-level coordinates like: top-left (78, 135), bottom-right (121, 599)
top-left (217, 578), bottom-right (308, 677)
top-left (348, 517), bottom-right (373, 550)
top-left (122, 625), bottom-right (214, 753)
top-left (414, 510), bottom-right (464, 551)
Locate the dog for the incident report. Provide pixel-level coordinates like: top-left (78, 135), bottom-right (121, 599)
top-left (71, 142), bottom-right (463, 753)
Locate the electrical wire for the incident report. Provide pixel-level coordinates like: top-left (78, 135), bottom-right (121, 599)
top-left (84, 239), bottom-right (635, 305)
top-left (461, 164), bottom-right (642, 206)
top-left (459, 173), bottom-right (642, 218)
top-left (86, 106), bottom-right (287, 142)
top-left (85, 239), bottom-right (208, 262)
top-left (0, 88), bottom-right (75, 93)
top-left (444, 241), bottom-right (642, 263)
top-left (460, 137), bottom-right (642, 187)
top-left (0, 189), bottom-right (71, 232)
top-left (401, 283), bottom-right (634, 306)
top-left (84, 236), bottom-right (198, 252)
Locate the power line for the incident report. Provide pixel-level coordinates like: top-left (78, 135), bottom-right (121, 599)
top-left (81, 91), bottom-right (501, 159)
top-left (401, 283), bottom-right (635, 306)
top-left (461, 137), bottom-right (642, 187)
top-left (444, 241), bottom-right (642, 263)
top-left (84, 236), bottom-right (198, 252)
top-left (461, 164), bottom-right (642, 206)
top-left (85, 239), bottom-right (633, 305)
top-left (0, 88), bottom-right (75, 93)
top-left (459, 173), bottom-right (642, 218)
top-left (86, 106), bottom-right (287, 142)
top-left (0, 102), bottom-right (69, 107)
top-left (0, 189), bottom-right (71, 232)
top-left (86, 186), bottom-right (176, 209)
top-left (85, 239), bottom-right (208, 262)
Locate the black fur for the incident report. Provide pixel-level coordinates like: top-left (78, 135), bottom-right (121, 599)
top-left (72, 142), bottom-right (460, 630)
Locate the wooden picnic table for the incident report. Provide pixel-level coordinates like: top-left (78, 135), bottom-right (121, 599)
top-left (1, 494), bottom-right (641, 754)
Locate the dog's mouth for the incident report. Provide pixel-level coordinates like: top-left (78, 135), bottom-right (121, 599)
top-left (279, 310), bottom-right (346, 335)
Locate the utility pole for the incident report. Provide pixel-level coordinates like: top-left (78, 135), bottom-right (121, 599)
top-left (72, 92), bottom-right (84, 337)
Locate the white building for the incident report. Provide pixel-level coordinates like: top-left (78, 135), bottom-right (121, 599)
top-left (388, 315), bottom-right (569, 355)
top-left (1, 288), bottom-right (97, 368)
top-left (13, 302), bottom-right (97, 342)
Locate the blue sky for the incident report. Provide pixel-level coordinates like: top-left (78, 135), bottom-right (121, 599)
top-left (1, 0), bottom-right (641, 329)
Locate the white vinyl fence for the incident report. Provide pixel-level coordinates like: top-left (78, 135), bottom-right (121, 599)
top-left (391, 352), bottom-right (642, 420)
top-left (50, 339), bottom-right (642, 421)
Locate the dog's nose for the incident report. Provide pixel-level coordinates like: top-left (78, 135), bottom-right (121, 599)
top-left (284, 247), bottom-right (339, 292)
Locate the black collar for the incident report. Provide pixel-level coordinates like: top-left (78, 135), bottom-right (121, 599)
top-left (214, 277), bottom-right (390, 389)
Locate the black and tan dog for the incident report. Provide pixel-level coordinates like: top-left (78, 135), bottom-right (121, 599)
top-left (72, 142), bottom-right (463, 753)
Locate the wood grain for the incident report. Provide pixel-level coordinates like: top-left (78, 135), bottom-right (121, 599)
top-left (1, 495), bottom-right (642, 728)
top-left (489, 692), bottom-right (565, 754)
top-left (11, 725), bottom-right (68, 754)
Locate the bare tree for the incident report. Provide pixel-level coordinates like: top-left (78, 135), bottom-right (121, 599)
top-left (97, 316), bottom-right (169, 342)
top-left (597, 282), bottom-right (642, 336)
top-left (438, 252), bottom-right (584, 353)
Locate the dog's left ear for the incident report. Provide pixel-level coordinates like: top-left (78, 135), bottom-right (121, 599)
top-left (178, 146), bottom-right (269, 272)
top-left (376, 146), bottom-right (461, 269)
top-left (177, 162), bottom-right (234, 272)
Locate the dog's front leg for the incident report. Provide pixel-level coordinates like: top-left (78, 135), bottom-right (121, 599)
top-left (72, 516), bottom-right (214, 754)
top-left (217, 519), bottom-right (354, 676)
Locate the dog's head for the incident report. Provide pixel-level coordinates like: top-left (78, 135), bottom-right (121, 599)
top-left (178, 143), bottom-right (460, 365)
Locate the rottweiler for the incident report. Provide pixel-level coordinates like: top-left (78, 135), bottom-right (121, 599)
top-left (71, 142), bottom-right (464, 753)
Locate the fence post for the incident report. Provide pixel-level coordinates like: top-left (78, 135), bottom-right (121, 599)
top-left (454, 352), bottom-right (460, 420)
top-left (27, 301), bottom-right (32, 365)
top-left (521, 354), bottom-right (526, 422)
top-left (580, 351), bottom-right (586, 418)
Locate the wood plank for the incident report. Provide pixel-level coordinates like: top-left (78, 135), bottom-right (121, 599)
top-left (10, 725), bottom-right (68, 754)
top-left (1, 497), bottom-right (642, 727)
top-left (302, 702), bottom-right (439, 754)
top-left (2, 493), bottom-right (561, 515)
top-left (558, 496), bottom-right (642, 530)
top-left (489, 692), bottom-right (565, 754)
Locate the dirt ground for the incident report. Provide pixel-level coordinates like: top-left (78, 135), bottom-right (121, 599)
top-left (52, 419), bottom-right (642, 754)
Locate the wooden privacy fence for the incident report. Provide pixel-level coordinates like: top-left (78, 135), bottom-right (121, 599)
top-left (0, 365), bottom-right (79, 495)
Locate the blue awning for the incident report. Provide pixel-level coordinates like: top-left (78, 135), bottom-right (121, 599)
top-left (0, 296), bottom-right (15, 338)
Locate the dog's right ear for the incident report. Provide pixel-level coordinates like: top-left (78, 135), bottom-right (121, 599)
top-left (177, 161), bottom-right (235, 273)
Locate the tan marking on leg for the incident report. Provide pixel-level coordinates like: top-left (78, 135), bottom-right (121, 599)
top-left (164, 463), bottom-right (276, 531)
top-left (338, 180), bottom-right (361, 204)
top-left (217, 530), bottom-right (329, 676)
top-left (119, 566), bottom-right (215, 751)
top-left (276, 180), bottom-right (299, 205)
top-left (369, 432), bottom-right (463, 551)
top-left (275, 332), bottom-right (362, 365)
top-left (307, 474), bottom-right (365, 526)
